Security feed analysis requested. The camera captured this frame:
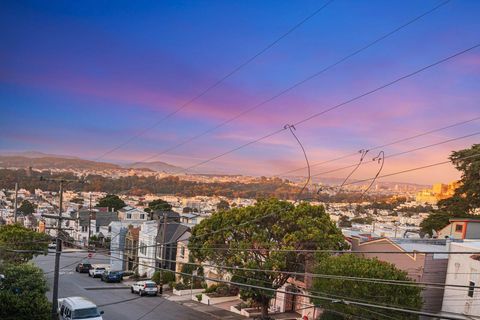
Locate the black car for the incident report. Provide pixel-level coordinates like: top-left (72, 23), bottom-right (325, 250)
top-left (75, 262), bottom-right (93, 273)
top-left (101, 270), bottom-right (123, 283)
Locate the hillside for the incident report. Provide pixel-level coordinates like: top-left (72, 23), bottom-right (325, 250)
top-left (0, 156), bottom-right (121, 170)
top-left (127, 161), bottom-right (183, 173)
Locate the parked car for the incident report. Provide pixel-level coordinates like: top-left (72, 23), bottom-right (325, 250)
top-left (101, 270), bottom-right (122, 283)
top-left (131, 280), bottom-right (158, 296)
top-left (48, 243), bottom-right (56, 251)
top-left (58, 296), bottom-right (104, 320)
top-left (75, 262), bottom-right (93, 273)
top-left (88, 265), bottom-right (108, 278)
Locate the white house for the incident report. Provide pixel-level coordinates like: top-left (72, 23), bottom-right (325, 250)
top-left (118, 206), bottom-right (148, 221)
top-left (137, 220), bottom-right (159, 278)
top-left (442, 241), bottom-right (480, 317)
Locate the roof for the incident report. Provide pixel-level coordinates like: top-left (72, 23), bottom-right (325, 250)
top-left (96, 212), bottom-right (119, 226)
top-left (60, 296), bottom-right (97, 309)
top-left (181, 213), bottom-right (199, 219)
top-left (152, 210), bottom-right (180, 222)
top-left (156, 223), bottom-right (189, 243)
top-left (449, 218), bottom-right (480, 223)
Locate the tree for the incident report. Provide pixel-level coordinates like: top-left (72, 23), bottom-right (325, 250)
top-left (216, 199), bottom-right (230, 211)
top-left (182, 206), bottom-right (193, 213)
top-left (0, 263), bottom-right (51, 320)
top-left (147, 199), bottom-right (172, 212)
top-left (338, 215), bottom-right (352, 228)
top-left (420, 144), bottom-right (480, 236)
top-left (189, 199), bottom-right (346, 319)
top-left (70, 197), bottom-right (84, 204)
top-left (96, 194), bottom-right (126, 211)
top-left (0, 224), bottom-right (50, 264)
top-left (312, 254), bottom-right (422, 320)
top-left (18, 200), bottom-right (35, 215)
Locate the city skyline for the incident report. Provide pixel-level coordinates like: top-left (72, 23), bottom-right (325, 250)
top-left (1, 0), bottom-right (480, 184)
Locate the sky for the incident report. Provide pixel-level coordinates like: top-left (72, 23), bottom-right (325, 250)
top-left (1, 0), bottom-right (479, 185)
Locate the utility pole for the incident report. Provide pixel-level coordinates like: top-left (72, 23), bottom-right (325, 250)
top-left (51, 181), bottom-right (63, 320)
top-left (39, 177), bottom-right (84, 320)
top-left (13, 183), bottom-right (18, 223)
top-left (162, 212), bottom-right (167, 270)
top-left (88, 192), bottom-right (92, 245)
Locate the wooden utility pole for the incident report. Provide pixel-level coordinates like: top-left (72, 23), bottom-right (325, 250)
top-left (13, 183), bottom-right (18, 223)
top-left (51, 181), bottom-right (63, 320)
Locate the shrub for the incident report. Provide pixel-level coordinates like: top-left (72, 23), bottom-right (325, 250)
top-left (196, 294), bottom-right (203, 302)
top-left (151, 270), bottom-right (176, 285)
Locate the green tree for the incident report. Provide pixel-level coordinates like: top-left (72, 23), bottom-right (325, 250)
top-left (189, 198), bottom-right (346, 319)
top-left (420, 144), bottom-right (480, 236)
top-left (216, 199), bottom-right (230, 211)
top-left (0, 224), bottom-right (50, 264)
top-left (312, 254), bottom-right (422, 320)
top-left (338, 215), bottom-right (352, 228)
top-left (0, 263), bottom-right (51, 320)
top-left (182, 206), bottom-right (193, 213)
top-left (18, 200), bottom-right (35, 215)
top-left (96, 194), bottom-right (126, 211)
top-left (147, 199), bottom-right (172, 212)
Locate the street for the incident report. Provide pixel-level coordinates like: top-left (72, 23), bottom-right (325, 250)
top-left (34, 250), bottom-right (213, 320)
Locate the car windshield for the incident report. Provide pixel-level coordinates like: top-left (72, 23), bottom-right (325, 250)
top-left (96, 268), bottom-right (105, 271)
top-left (73, 307), bottom-right (100, 319)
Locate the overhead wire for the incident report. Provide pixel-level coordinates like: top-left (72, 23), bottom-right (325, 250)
top-left (128, 0), bottom-right (451, 165)
top-left (94, 0), bottom-right (335, 161)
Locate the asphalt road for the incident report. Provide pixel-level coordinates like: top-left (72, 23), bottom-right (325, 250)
top-left (34, 250), bottom-right (213, 320)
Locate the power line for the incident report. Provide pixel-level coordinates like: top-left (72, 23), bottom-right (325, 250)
top-left (131, 0), bottom-right (451, 165)
top-left (310, 130), bottom-right (480, 178)
top-left (278, 115), bottom-right (480, 177)
top-left (94, 0), bottom-right (335, 161)
top-left (169, 42), bottom-right (480, 175)
top-left (103, 253), bottom-right (471, 320)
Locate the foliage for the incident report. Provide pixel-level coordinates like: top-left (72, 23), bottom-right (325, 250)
top-left (0, 263), bottom-right (51, 320)
top-left (350, 216), bottom-right (373, 225)
top-left (151, 270), bottom-right (175, 285)
top-left (196, 293), bottom-right (203, 302)
top-left (70, 197), bottom-right (84, 204)
top-left (312, 254), bottom-right (422, 319)
top-left (216, 199), bottom-right (230, 211)
top-left (204, 283), bottom-right (238, 297)
top-left (189, 198), bottom-right (346, 319)
top-left (148, 199), bottom-right (172, 212)
top-left (420, 144), bottom-right (480, 236)
top-left (96, 194), bottom-right (126, 211)
top-left (179, 262), bottom-right (204, 288)
top-left (0, 224), bottom-right (50, 264)
top-left (338, 215), bottom-right (352, 228)
top-left (18, 200), bottom-right (35, 215)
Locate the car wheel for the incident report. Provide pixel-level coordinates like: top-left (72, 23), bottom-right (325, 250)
top-left (139, 290), bottom-right (144, 296)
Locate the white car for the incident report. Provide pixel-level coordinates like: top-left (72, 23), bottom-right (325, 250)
top-left (58, 296), bottom-right (104, 320)
top-left (131, 280), bottom-right (158, 296)
top-left (88, 265), bottom-right (108, 278)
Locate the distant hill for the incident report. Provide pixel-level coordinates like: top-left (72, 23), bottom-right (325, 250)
top-left (126, 161), bottom-right (183, 173)
top-left (0, 156), bottom-right (121, 170)
top-left (0, 151), bottom-right (81, 159)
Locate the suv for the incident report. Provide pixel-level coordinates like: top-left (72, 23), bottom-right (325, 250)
top-left (131, 280), bottom-right (158, 296)
top-left (88, 265), bottom-right (107, 278)
top-left (58, 296), bottom-right (104, 320)
top-left (101, 271), bottom-right (122, 283)
top-left (75, 262), bottom-right (92, 273)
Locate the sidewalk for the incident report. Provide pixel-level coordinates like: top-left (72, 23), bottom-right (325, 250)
top-left (163, 292), bottom-right (246, 319)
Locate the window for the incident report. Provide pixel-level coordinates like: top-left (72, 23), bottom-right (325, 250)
top-left (108, 226), bottom-right (111, 232)
top-left (455, 224), bottom-right (463, 232)
top-left (81, 226), bottom-right (87, 232)
top-left (140, 214), bottom-right (145, 220)
top-left (468, 281), bottom-right (475, 298)
top-left (127, 213), bottom-right (132, 219)
top-left (140, 242), bottom-right (146, 255)
top-left (180, 246), bottom-right (185, 258)
top-left (96, 226), bottom-right (100, 233)
top-left (454, 263), bottom-right (461, 279)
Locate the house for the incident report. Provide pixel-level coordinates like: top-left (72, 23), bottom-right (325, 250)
top-left (137, 220), bottom-right (159, 278)
top-left (90, 212), bottom-right (119, 244)
top-left (118, 206), bottom-right (148, 221)
top-left (438, 218), bottom-right (480, 240)
top-left (155, 221), bottom-right (190, 273)
top-left (124, 226), bottom-right (140, 272)
top-left (441, 241), bottom-right (480, 318)
top-left (180, 213), bottom-right (205, 227)
top-left (350, 237), bottom-right (451, 315)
